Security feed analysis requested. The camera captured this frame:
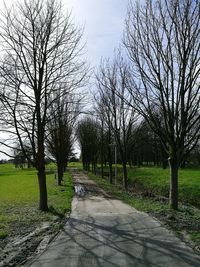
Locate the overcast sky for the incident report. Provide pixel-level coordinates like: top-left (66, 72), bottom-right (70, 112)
top-left (0, 0), bottom-right (128, 68)
top-left (64, 0), bottom-right (129, 68)
top-left (0, 0), bottom-right (129, 87)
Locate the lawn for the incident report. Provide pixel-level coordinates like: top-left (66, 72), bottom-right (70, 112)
top-left (0, 163), bottom-right (74, 239)
top-left (68, 161), bottom-right (83, 169)
top-left (126, 167), bottom-right (200, 207)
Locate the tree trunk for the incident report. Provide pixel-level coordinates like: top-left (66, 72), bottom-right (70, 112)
top-left (63, 162), bottom-right (68, 172)
top-left (87, 162), bottom-right (90, 172)
top-left (128, 159), bottom-right (132, 168)
top-left (122, 161), bottom-right (128, 190)
top-left (168, 157), bottom-right (178, 210)
top-left (101, 121), bottom-right (104, 178)
top-left (83, 160), bottom-right (85, 170)
top-left (180, 160), bottom-right (186, 169)
top-left (162, 159), bottom-right (167, 169)
top-left (57, 163), bottom-right (63, 186)
top-left (36, 127), bottom-right (48, 211)
top-left (109, 163), bottom-right (113, 184)
top-left (37, 167), bottom-right (48, 211)
top-left (101, 161), bottom-right (104, 178)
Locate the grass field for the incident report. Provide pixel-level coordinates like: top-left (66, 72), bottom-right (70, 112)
top-left (126, 167), bottom-right (200, 207)
top-left (0, 164), bottom-right (73, 239)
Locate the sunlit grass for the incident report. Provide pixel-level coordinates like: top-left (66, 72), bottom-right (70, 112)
top-left (126, 167), bottom-right (200, 207)
top-left (68, 161), bottom-right (83, 169)
top-left (0, 165), bottom-right (38, 204)
top-left (0, 163), bottom-right (73, 239)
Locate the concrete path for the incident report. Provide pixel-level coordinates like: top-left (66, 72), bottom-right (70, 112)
top-left (29, 170), bottom-right (200, 267)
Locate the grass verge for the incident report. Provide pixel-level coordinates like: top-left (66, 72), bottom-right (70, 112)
top-left (0, 164), bottom-right (73, 242)
top-left (127, 167), bottom-right (200, 208)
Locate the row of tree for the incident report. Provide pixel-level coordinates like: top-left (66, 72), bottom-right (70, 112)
top-left (0, 0), bottom-right (87, 211)
top-left (77, 116), bottom-right (199, 176)
top-left (77, 0), bottom-right (200, 210)
top-left (13, 92), bottom-right (80, 184)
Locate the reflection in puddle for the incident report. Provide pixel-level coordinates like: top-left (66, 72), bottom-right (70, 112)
top-left (74, 184), bottom-right (86, 197)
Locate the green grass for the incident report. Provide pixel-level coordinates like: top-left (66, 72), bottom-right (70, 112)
top-left (190, 232), bottom-right (200, 244)
top-left (68, 161), bottom-right (83, 169)
top-left (0, 163), bottom-right (73, 239)
top-left (126, 167), bottom-right (200, 207)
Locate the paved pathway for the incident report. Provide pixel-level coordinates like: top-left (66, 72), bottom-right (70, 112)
top-left (28, 170), bottom-right (200, 267)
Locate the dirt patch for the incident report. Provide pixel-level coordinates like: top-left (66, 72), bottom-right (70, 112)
top-left (0, 215), bottom-right (69, 267)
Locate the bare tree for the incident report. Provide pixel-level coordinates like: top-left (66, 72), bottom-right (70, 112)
top-left (0, 0), bottom-right (87, 210)
top-left (127, 120), bottom-right (168, 168)
top-left (77, 117), bottom-right (101, 173)
top-left (124, 0), bottom-right (200, 209)
top-left (13, 142), bottom-right (33, 169)
top-left (96, 56), bottom-right (138, 190)
top-left (93, 99), bottom-right (114, 183)
top-left (46, 92), bottom-right (81, 185)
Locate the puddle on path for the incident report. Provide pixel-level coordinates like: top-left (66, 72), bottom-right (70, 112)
top-left (74, 184), bottom-right (86, 197)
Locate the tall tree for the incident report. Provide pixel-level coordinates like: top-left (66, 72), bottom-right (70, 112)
top-left (96, 56), bottom-right (138, 190)
top-left (13, 143), bottom-right (33, 169)
top-left (124, 0), bottom-right (200, 209)
top-left (77, 117), bottom-right (100, 173)
top-left (46, 93), bottom-right (81, 185)
top-left (0, 0), bottom-right (86, 210)
top-left (94, 99), bottom-right (114, 183)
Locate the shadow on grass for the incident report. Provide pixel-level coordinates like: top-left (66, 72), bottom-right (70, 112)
top-left (48, 206), bottom-right (65, 219)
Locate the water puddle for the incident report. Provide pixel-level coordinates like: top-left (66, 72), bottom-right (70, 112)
top-left (74, 184), bottom-right (86, 197)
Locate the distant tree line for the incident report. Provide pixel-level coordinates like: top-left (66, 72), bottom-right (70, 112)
top-left (77, 116), bottom-right (199, 173)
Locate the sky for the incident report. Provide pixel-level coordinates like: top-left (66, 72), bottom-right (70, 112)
top-left (0, 0), bottom-right (129, 159)
top-left (0, 0), bottom-right (128, 67)
top-left (61, 0), bottom-right (129, 157)
top-left (64, 0), bottom-right (129, 68)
